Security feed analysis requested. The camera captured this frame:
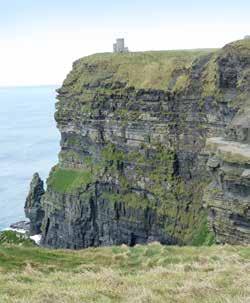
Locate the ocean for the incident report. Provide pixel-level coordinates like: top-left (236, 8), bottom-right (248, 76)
top-left (0, 86), bottom-right (60, 230)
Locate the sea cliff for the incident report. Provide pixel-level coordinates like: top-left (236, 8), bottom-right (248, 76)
top-left (26, 39), bottom-right (250, 248)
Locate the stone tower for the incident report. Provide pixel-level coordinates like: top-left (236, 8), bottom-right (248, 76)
top-left (113, 38), bottom-right (129, 53)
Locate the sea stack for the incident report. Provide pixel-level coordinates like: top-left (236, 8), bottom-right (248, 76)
top-left (24, 173), bottom-right (45, 235)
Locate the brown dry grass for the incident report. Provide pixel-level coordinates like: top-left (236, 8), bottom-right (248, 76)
top-left (0, 243), bottom-right (249, 303)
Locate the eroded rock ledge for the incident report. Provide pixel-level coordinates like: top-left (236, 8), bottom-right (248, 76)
top-left (204, 126), bottom-right (250, 244)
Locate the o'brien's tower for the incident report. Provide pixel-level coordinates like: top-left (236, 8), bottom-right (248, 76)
top-left (113, 38), bottom-right (129, 53)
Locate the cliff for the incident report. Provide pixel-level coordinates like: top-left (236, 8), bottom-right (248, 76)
top-left (28, 39), bottom-right (250, 248)
top-left (203, 40), bottom-right (250, 244)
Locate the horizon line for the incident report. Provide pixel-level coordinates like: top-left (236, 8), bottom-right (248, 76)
top-left (0, 84), bottom-right (60, 89)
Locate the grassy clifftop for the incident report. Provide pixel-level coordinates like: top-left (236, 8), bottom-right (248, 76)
top-left (0, 243), bottom-right (249, 302)
top-left (63, 48), bottom-right (217, 92)
top-left (61, 38), bottom-right (250, 96)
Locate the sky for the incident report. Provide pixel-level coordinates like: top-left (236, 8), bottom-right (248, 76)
top-left (0, 0), bottom-right (250, 86)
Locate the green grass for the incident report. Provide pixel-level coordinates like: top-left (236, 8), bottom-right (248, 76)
top-left (0, 243), bottom-right (249, 302)
top-left (226, 38), bottom-right (250, 55)
top-left (61, 39), bottom-right (250, 98)
top-left (47, 166), bottom-right (93, 193)
top-left (64, 49), bottom-right (218, 91)
top-left (0, 231), bottom-right (35, 247)
top-left (191, 217), bottom-right (215, 246)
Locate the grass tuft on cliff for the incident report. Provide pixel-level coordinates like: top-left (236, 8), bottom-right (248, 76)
top-left (47, 166), bottom-right (93, 193)
top-left (0, 243), bottom-right (249, 302)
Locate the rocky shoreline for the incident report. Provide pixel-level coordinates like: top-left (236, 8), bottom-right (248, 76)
top-left (2, 220), bottom-right (42, 245)
top-left (9, 220), bottom-right (30, 233)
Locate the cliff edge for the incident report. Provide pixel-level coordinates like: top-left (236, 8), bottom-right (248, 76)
top-left (27, 39), bottom-right (250, 248)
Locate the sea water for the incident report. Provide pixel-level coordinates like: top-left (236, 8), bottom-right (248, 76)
top-left (0, 86), bottom-right (60, 230)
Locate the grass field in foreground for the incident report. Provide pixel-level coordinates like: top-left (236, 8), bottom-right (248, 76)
top-left (0, 243), bottom-right (249, 303)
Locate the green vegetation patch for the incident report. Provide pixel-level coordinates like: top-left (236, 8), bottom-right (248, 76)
top-left (201, 53), bottom-right (220, 98)
top-left (47, 166), bottom-right (93, 193)
top-left (0, 243), bottom-right (247, 273)
top-left (227, 38), bottom-right (250, 56)
top-left (191, 217), bottom-right (215, 246)
top-left (98, 142), bottom-right (211, 245)
top-left (0, 231), bottom-right (36, 247)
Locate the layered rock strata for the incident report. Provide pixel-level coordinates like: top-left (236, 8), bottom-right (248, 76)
top-left (204, 117), bottom-right (250, 244)
top-left (203, 40), bottom-right (250, 244)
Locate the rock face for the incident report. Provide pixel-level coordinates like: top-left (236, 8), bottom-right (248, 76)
top-left (204, 138), bottom-right (250, 244)
top-left (204, 119), bottom-right (250, 244)
top-left (25, 173), bottom-right (45, 235)
top-left (28, 39), bottom-right (250, 248)
top-left (203, 41), bottom-right (250, 244)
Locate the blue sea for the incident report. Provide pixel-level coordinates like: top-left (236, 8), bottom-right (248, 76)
top-left (0, 86), bottom-right (60, 230)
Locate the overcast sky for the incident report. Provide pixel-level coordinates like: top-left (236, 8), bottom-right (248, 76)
top-left (0, 0), bottom-right (250, 86)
